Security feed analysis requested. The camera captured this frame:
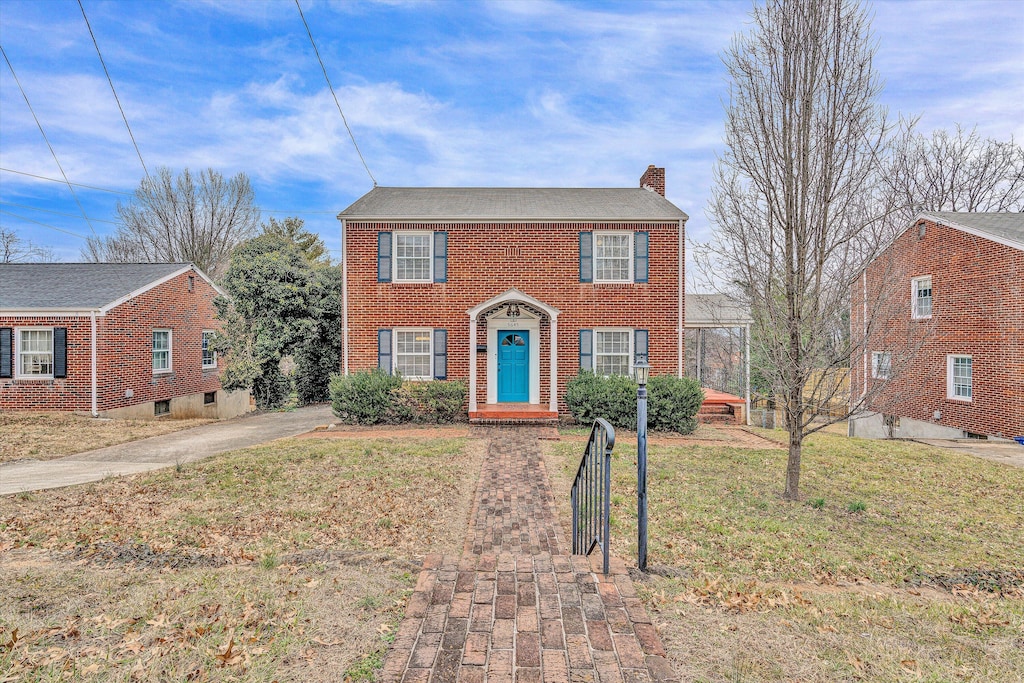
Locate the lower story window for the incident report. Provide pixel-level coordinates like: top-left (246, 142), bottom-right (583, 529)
top-left (18, 329), bottom-right (53, 377)
top-left (154, 399), bottom-right (170, 416)
top-left (595, 330), bottom-right (631, 377)
top-left (871, 351), bottom-right (891, 379)
top-left (948, 355), bottom-right (972, 400)
top-left (395, 329), bottom-right (432, 380)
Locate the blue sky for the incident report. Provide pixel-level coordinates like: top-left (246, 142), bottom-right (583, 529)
top-left (2, 0), bottom-right (1022, 286)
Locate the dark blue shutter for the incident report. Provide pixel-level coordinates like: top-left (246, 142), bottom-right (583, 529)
top-left (579, 232), bottom-right (593, 283)
top-left (634, 329), bottom-right (649, 366)
top-left (377, 232), bottom-right (392, 282)
top-left (378, 329), bottom-right (392, 374)
top-left (433, 328), bottom-right (447, 379)
top-left (634, 232), bottom-right (649, 283)
top-left (53, 328), bottom-right (68, 379)
top-left (0, 328), bottom-right (11, 378)
top-left (579, 329), bottom-right (593, 371)
top-left (433, 232), bottom-right (447, 283)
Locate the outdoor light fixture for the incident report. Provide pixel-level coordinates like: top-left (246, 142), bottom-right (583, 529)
top-left (506, 303), bottom-right (521, 318)
top-left (633, 354), bottom-right (650, 386)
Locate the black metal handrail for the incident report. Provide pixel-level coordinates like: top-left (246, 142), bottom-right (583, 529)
top-left (571, 418), bottom-right (615, 575)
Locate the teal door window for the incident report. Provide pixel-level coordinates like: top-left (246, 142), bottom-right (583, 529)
top-left (497, 330), bottom-right (529, 402)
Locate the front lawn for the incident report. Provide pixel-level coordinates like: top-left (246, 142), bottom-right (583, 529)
top-left (544, 430), bottom-right (1024, 682)
top-left (0, 434), bottom-right (479, 682)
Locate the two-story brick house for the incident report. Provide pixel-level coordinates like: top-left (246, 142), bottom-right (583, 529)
top-left (1, 262), bottom-right (250, 419)
top-left (850, 212), bottom-right (1024, 440)
top-left (338, 166), bottom-right (688, 420)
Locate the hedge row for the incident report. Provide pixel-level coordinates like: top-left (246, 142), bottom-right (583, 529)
top-left (565, 371), bottom-right (704, 434)
top-left (329, 370), bottom-right (466, 424)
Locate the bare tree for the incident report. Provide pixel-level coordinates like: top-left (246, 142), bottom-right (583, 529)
top-left (886, 122), bottom-right (1024, 225)
top-left (82, 167), bottom-right (260, 278)
top-left (704, 0), bottom-right (900, 500)
top-left (1, 228), bottom-right (54, 263)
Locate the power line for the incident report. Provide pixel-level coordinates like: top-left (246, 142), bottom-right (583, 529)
top-left (0, 210), bottom-right (91, 239)
top-left (294, 0), bottom-right (377, 187)
top-left (77, 0), bottom-right (151, 181)
top-left (0, 201), bottom-right (121, 225)
top-left (0, 167), bottom-right (133, 194)
top-left (0, 44), bottom-right (100, 238)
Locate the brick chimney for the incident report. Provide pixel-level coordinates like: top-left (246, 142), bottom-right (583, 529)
top-left (639, 165), bottom-right (665, 196)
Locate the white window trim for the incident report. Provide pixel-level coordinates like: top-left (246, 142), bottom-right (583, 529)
top-left (153, 329), bottom-right (173, 374)
top-left (946, 354), bottom-right (972, 402)
top-left (14, 327), bottom-right (55, 380)
top-left (393, 231), bottom-right (434, 283)
top-left (593, 327), bottom-right (634, 377)
top-left (593, 231), bottom-right (634, 284)
top-left (393, 327), bottom-right (433, 381)
top-left (871, 351), bottom-right (891, 379)
top-left (911, 276), bottom-right (932, 320)
top-left (202, 330), bottom-right (217, 369)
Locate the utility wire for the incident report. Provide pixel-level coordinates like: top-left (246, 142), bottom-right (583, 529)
top-left (77, 0), bottom-right (150, 181)
top-left (0, 210), bottom-right (91, 239)
top-left (294, 0), bottom-right (377, 187)
top-left (0, 167), bottom-right (133, 194)
top-left (0, 44), bottom-right (100, 238)
top-left (0, 201), bottom-right (121, 225)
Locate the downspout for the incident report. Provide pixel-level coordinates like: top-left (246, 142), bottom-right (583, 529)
top-left (861, 270), bottom-right (867, 399)
top-left (678, 218), bottom-right (685, 378)
top-left (745, 323), bottom-right (751, 426)
top-left (90, 310), bottom-right (98, 417)
top-left (341, 218), bottom-right (349, 376)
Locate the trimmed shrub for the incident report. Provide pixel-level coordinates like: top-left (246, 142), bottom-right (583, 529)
top-left (329, 370), bottom-right (403, 424)
top-left (647, 375), bottom-right (704, 434)
top-left (390, 380), bottom-right (468, 424)
top-left (565, 371), bottom-right (705, 434)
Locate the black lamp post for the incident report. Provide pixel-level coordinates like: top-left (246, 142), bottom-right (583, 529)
top-left (634, 354), bottom-right (649, 572)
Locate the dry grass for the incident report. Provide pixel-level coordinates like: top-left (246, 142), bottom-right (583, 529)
top-left (0, 412), bottom-right (215, 463)
top-left (0, 434), bottom-right (481, 682)
top-left (544, 430), bottom-right (1024, 682)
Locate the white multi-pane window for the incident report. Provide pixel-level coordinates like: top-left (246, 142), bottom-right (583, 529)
top-left (394, 233), bottom-right (432, 282)
top-left (912, 276), bottom-right (932, 318)
top-left (594, 233), bottom-right (632, 282)
top-left (948, 355), bottom-right (972, 401)
top-left (871, 351), bottom-right (891, 379)
top-left (595, 330), bottom-right (632, 376)
top-left (153, 330), bottom-right (172, 373)
top-left (18, 329), bottom-right (53, 377)
top-left (202, 330), bottom-right (217, 369)
top-left (395, 329), bottom-right (432, 380)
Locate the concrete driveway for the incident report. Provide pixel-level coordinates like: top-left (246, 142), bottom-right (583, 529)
top-left (0, 405), bottom-right (333, 495)
top-left (913, 438), bottom-right (1024, 469)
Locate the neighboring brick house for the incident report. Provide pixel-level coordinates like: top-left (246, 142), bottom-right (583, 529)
top-left (850, 212), bottom-right (1024, 440)
top-left (337, 166), bottom-right (688, 420)
top-left (1, 263), bottom-right (249, 419)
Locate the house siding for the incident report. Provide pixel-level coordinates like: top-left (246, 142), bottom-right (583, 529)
top-left (851, 218), bottom-right (1024, 439)
top-left (346, 220), bottom-right (684, 413)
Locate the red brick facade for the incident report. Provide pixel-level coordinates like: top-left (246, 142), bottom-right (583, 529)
top-left (851, 217), bottom-right (1024, 439)
top-left (344, 220), bottom-right (685, 413)
top-left (1, 269), bottom-right (226, 416)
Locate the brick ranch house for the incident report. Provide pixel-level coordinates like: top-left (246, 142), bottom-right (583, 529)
top-left (1, 263), bottom-right (249, 419)
top-left (850, 212), bottom-right (1023, 440)
top-left (337, 166), bottom-right (689, 420)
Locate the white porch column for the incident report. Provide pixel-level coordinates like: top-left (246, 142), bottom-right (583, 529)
top-left (469, 316), bottom-right (478, 412)
top-left (549, 314), bottom-right (558, 413)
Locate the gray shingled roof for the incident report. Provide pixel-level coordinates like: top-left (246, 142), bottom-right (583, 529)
top-left (0, 263), bottom-right (193, 310)
top-left (338, 187), bottom-right (689, 221)
top-left (923, 212), bottom-right (1024, 247)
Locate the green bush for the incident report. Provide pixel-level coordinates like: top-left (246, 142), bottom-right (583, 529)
top-left (565, 371), bottom-right (705, 434)
top-left (329, 370), bottom-right (403, 424)
top-left (329, 371), bottom-right (467, 424)
top-left (647, 374), bottom-right (704, 434)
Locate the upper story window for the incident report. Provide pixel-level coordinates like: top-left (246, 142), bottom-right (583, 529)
top-left (18, 328), bottom-right (54, 378)
top-left (912, 276), bottom-right (932, 319)
top-left (871, 351), bottom-right (891, 379)
top-left (202, 330), bottom-right (217, 369)
top-left (947, 354), bottom-right (972, 401)
top-left (580, 231), bottom-right (648, 284)
top-left (378, 231), bottom-right (447, 283)
top-left (153, 329), bottom-right (172, 373)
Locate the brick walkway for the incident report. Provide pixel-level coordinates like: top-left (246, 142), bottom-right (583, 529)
top-left (379, 427), bottom-right (678, 683)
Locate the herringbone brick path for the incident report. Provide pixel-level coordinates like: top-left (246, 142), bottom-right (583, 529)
top-left (379, 427), bottom-right (678, 683)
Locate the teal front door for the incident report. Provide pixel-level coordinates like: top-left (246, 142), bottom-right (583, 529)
top-left (498, 330), bottom-right (529, 402)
